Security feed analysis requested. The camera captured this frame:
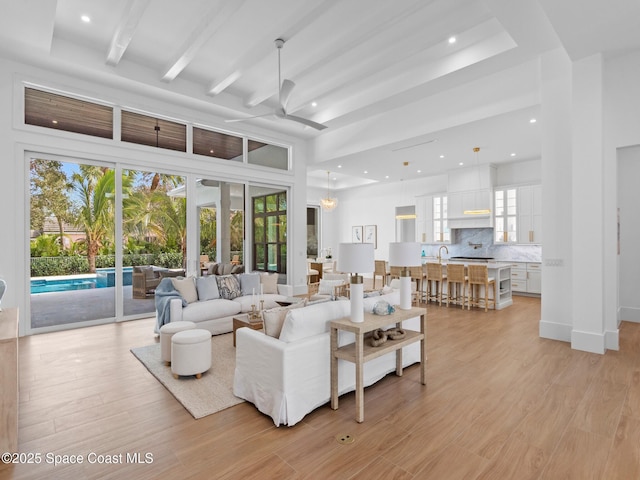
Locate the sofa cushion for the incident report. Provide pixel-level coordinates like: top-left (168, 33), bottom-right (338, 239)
top-left (196, 275), bottom-right (220, 301)
top-left (363, 291), bottom-right (400, 312)
top-left (172, 277), bottom-right (198, 303)
top-left (218, 263), bottom-right (234, 275)
top-left (205, 262), bottom-right (218, 275)
top-left (262, 301), bottom-right (306, 338)
top-left (181, 298), bottom-right (241, 323)
top-left (279, 299), bottom-right (350, 343)
top-left (216, 274), bottom-right (242, 300)
top-left (239, 273), bottom-right (261, 296)
top-left (260, 272), bottom-right (279, 294)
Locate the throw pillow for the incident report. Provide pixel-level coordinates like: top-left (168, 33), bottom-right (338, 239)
top-left (171, 277), bottom-right (198, 303)
top-left (206, 262), bottom-right (218, 275)
top-left (260, 272), bottom-right (279, 294)
top-left (216, 274), bottom-right (242, 300)
top-left (262, 301), bottom-right (306, 338)
top-left (238, 273), bottom-right (261, 297)
top-left (318, 278), bottom-right (345, 296)
top-left (279, 300), bottom-right (350, 343)
top-left (231, 264), bottom-right (245, 274)
top-left (195, 275), bottom-right (219, 301)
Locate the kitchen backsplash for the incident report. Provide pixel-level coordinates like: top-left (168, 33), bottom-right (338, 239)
top-left (421, 228), bottom-right (542, 262)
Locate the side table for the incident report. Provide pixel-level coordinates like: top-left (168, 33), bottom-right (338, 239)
top-left (330, 306), bottom-right (426, 423)
top-left (233, 314), bottom-right (263, 347)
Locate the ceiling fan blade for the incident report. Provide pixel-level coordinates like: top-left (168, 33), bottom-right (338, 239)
top-left (279, 79), bottom-right (295, 110)
top-left (224, 113), bottom-right (273, 123)
top-left (283, 113), bottom-right (328, 131)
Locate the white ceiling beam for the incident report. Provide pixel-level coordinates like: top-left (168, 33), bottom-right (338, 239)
top-left (161, 0), bottom-right (246, 83)
top-left (243, 0), bottom-right (432, 108)
top-left (206, 0), bottom-right (341, 97)
top-left (105, 0), bottom-right (151, 67)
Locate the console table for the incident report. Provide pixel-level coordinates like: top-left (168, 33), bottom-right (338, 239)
top-left (330, 306), bottom-right (426, 423)
top-left (0, 307), bottom-right (19, 453)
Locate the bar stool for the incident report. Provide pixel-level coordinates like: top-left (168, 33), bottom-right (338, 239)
top-left (467, 264), bottom-right (496, 312)
top-left (446, 264), bottom-right (467, 308)
top-left (373, 260), bottom-right (390, 289)
top-left (426, 263), bottom-right (447, 306)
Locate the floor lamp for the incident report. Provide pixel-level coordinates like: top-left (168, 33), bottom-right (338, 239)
top-left (337, 243), bottom-right (375, 323)
top-left (389, 242), bottom-right (422, 310)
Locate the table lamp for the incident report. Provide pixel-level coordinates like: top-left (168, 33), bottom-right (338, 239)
top-left (389, 242), bottom-right (422, 310)
top-left (337, 243), bottom-right (375, 322)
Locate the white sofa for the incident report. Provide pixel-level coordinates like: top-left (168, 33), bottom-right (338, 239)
top-left (233, 291), bottom-right (422, 426)
top-left (156, 272), bottom-right (289, 335)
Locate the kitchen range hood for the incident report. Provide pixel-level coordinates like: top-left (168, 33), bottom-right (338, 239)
top-left (447, 163), bottom-right (496, 229)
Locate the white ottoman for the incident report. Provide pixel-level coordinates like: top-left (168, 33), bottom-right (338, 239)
top-left (159, 321), bottom-right (196, 365)
top-left (171, 329), bottom-right (212, 379)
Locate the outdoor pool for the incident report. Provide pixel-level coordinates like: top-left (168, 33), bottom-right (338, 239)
top-left (31, 267), bottom-right (134, 294)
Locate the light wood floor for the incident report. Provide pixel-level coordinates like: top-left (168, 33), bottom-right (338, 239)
top-left (3, 295), bottom-right (640, 479)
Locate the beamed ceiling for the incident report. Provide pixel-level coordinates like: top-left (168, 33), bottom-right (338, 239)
top-left (2, 0), bottom-right (640, 189)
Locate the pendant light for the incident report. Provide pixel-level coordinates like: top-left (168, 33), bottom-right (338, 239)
top-left (320, 171), bottom-right (338, 212)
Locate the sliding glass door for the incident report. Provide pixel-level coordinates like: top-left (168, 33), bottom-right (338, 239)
top-left (30, 158), bottom-right (116, 329)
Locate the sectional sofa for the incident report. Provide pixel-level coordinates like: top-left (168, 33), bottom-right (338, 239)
top-left (155, 271), bottom-right (288, 335)
top-left (233, 290), bottom-right (422, 426)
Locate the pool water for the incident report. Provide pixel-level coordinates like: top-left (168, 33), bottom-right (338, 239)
top-left (31, 267), bottom-right (134, 294)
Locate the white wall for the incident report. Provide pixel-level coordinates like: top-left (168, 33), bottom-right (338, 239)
top-left (618, 146), bottom-right (640, 322)
top-left (0, 57), bottom-right (310, 335)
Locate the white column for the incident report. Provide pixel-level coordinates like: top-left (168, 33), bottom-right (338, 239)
top-left (570, 54), bottom-right (606, 354)
top-left (539, 49), bottom-right (574, 344)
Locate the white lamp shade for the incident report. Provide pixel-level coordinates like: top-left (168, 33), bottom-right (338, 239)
top-left (337, 243), bottom-right (375, 273)
top-left (388, 242), bottom-right (422, 267)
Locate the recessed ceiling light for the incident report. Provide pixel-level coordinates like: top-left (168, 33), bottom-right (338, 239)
top-left (81, 15), bottom-right (91, 23)
top-left (311, 101), bottom-right (317, 107)
top-left (459, 162), bottom-right (464, 166)
top-left (52, 120), bottom-right (58, 124)
top-left (448, 36), bottom-right (456, 44)
top-left (439, 155), bottom-right (445, 158)
top-left (510, 153), bottom-right (516, 157)
top-left (337, 165), bottom-right (342, 168)
top-left (530, 118), bottom-right (537, 123)
top-left (417, 170), bottom-right (422, 173)
top-left (364, 170), bottom-right (368, 174)
top-left (385, 175), bottom-right (389, 179)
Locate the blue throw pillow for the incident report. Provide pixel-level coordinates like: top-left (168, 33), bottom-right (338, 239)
top-left (238, 273), bottom-right (261, 297)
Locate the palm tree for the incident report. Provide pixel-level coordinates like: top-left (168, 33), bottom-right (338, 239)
top-left (72, 168), bottom-right (132, 273)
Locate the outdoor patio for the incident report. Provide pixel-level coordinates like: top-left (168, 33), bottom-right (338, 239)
top-left (30, 286), bottom-right (155, 329)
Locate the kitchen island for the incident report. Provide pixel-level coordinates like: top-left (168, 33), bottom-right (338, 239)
top-left (422, 257), bottom-right (513, 310)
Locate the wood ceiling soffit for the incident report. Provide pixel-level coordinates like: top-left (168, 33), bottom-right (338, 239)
top-left (106, 0), bottom-right (151, 66)
top-left (25, 88), bottom-right (113, 139)
top-left (161, 0), bottom-right (247, 82)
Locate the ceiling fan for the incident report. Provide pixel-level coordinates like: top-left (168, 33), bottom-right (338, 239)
top-left (225, 39), bottom-right (328, 131)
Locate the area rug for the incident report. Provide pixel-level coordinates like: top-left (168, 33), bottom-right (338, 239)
top-left (130, 333), bottom-right (244, 419)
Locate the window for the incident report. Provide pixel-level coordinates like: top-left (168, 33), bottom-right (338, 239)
top-left (433, 195), bottom-right (449, 243)
top-left (193, 127), bottom-right (243, 161)
top-left (24, 87), bottom-right (113, 139)
top-left (253, 191), bottom-right (287, 273)
top-left (247, 140), bottom-right (289, 170)
top-left (121, 111), bottom-right (186, 152)
top-left (495, 188), bottom-right (517, 243)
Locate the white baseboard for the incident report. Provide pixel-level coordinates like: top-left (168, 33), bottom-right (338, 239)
top-left (571, 329), bottom-right (605, 354)
top-left (539, 319), bottom-right (572, 343)
top-left (605, 329), bottom-right (619, 351)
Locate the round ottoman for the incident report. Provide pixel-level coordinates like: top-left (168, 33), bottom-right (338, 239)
top-left (159, 321), bottom-right (196, 365)
top-left (171, 329), bottom-right (212, 379)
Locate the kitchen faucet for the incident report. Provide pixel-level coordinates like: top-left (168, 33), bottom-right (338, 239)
top-left (437, 245), bottom-right (449, 264)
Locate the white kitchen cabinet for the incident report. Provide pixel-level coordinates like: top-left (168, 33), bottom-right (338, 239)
top-left (447, 190), bottom-right (492, 228)
top-left (415, 194), bottom-right (452, 244)
top-left (510, 262), bottom-right (541, 295)
top-left (518, 185), bottom-right (542, 244)
top-left (415, 195), bottom-right (432, 243)
top-left (509, 262), bottom-right (527, 292)
top-left (526, 263), bottom-right (541, 294)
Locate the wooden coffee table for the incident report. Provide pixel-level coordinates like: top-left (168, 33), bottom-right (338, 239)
top-left (232, 314), bottom-right (263, 347)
